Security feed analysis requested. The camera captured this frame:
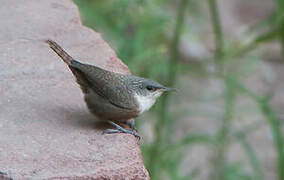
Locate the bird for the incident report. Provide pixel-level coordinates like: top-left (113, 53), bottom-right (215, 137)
top-left (45, 40), bottom-right (174, 139)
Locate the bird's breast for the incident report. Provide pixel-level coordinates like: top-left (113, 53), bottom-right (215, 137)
top-left (134, 94), bottom-right (156, 114)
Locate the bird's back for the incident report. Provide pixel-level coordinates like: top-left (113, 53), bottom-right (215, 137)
top-left (46, 40), bottom-right (140, 121)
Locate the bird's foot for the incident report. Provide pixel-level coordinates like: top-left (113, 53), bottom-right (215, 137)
top-left (125, 119), bottom-right (138, 132)
top-left (103, 121), bottom-right (140, 139)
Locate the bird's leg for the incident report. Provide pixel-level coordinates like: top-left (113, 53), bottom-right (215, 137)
top-left (103, 121), bottom-right (140, 139)
top-left (125, 119), bottom-right (137, 132)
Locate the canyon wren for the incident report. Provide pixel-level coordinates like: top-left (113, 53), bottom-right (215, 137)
top-left (46, 40), bottom-right (174, 139)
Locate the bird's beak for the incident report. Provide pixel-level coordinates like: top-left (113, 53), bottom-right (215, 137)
top-left (160, 87), bottom-right (177, 92)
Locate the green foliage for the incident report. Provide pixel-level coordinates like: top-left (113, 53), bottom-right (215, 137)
top-left (223, 162), bottom-right (253, 180)
top-left (74, 0), bottom-right (171, 79)
top-left (74, 0), bottom-right (284, 179)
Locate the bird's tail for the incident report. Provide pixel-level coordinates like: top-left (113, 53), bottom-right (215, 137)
top-left (46, 39), bottom-right (89, 93)
top-left (45, 40), bottom-right (73, 65)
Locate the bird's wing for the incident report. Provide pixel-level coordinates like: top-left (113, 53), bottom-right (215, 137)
top-left (70, 61), bottom-right (136, 110)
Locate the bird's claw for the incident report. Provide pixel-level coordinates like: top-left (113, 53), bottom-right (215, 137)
top-left (125, 120), bottom-right (138, 132)
top-left (103, 121), bottom-right (141, 140)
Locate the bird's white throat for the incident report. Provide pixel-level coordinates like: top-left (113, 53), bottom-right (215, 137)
top-left (134, 92), bottom-right (162, 114)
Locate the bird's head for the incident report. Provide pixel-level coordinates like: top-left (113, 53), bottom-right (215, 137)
top-left (131, 78), bottom-right (175, 114)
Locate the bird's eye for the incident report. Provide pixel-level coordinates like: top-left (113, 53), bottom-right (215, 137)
top-left (146, 86), bottom-right (155, 91)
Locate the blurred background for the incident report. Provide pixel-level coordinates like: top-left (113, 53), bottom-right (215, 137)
top-left (73, 0), bottom-right (284, 179)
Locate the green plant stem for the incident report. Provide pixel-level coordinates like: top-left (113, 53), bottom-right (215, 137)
top-left (232, 28), bottom-right (279, 58)
top-left (233, 118), bottom-right (264, 180)
top-left (275, 0), bottom-right (284, 56)
top-left (148, 0), bottom-right (188, 178)
top-left (207, 0), bottom-right (234, 179)
top-left (277, 24), bottom-right (284, 56)
top-left (211, 77), bottom-right (235, 180)
top-left (208, 0), bottom-right (224, 60)
top-left (235, 131), bottom-right (263, 180)
top-left (259, 98), bottom-right (284, 180)
top-left (234, 80), bottom-right (284, 180)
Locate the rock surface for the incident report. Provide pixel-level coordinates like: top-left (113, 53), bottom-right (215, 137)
top-left (0, 0), bottom-right (149, 179)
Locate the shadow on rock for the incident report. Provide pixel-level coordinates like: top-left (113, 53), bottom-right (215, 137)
top-left (37, 103), bottom-right (112, 131)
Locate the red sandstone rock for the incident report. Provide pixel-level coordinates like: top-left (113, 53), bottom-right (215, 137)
top-left (0, 0), bottom-right (149, 179)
